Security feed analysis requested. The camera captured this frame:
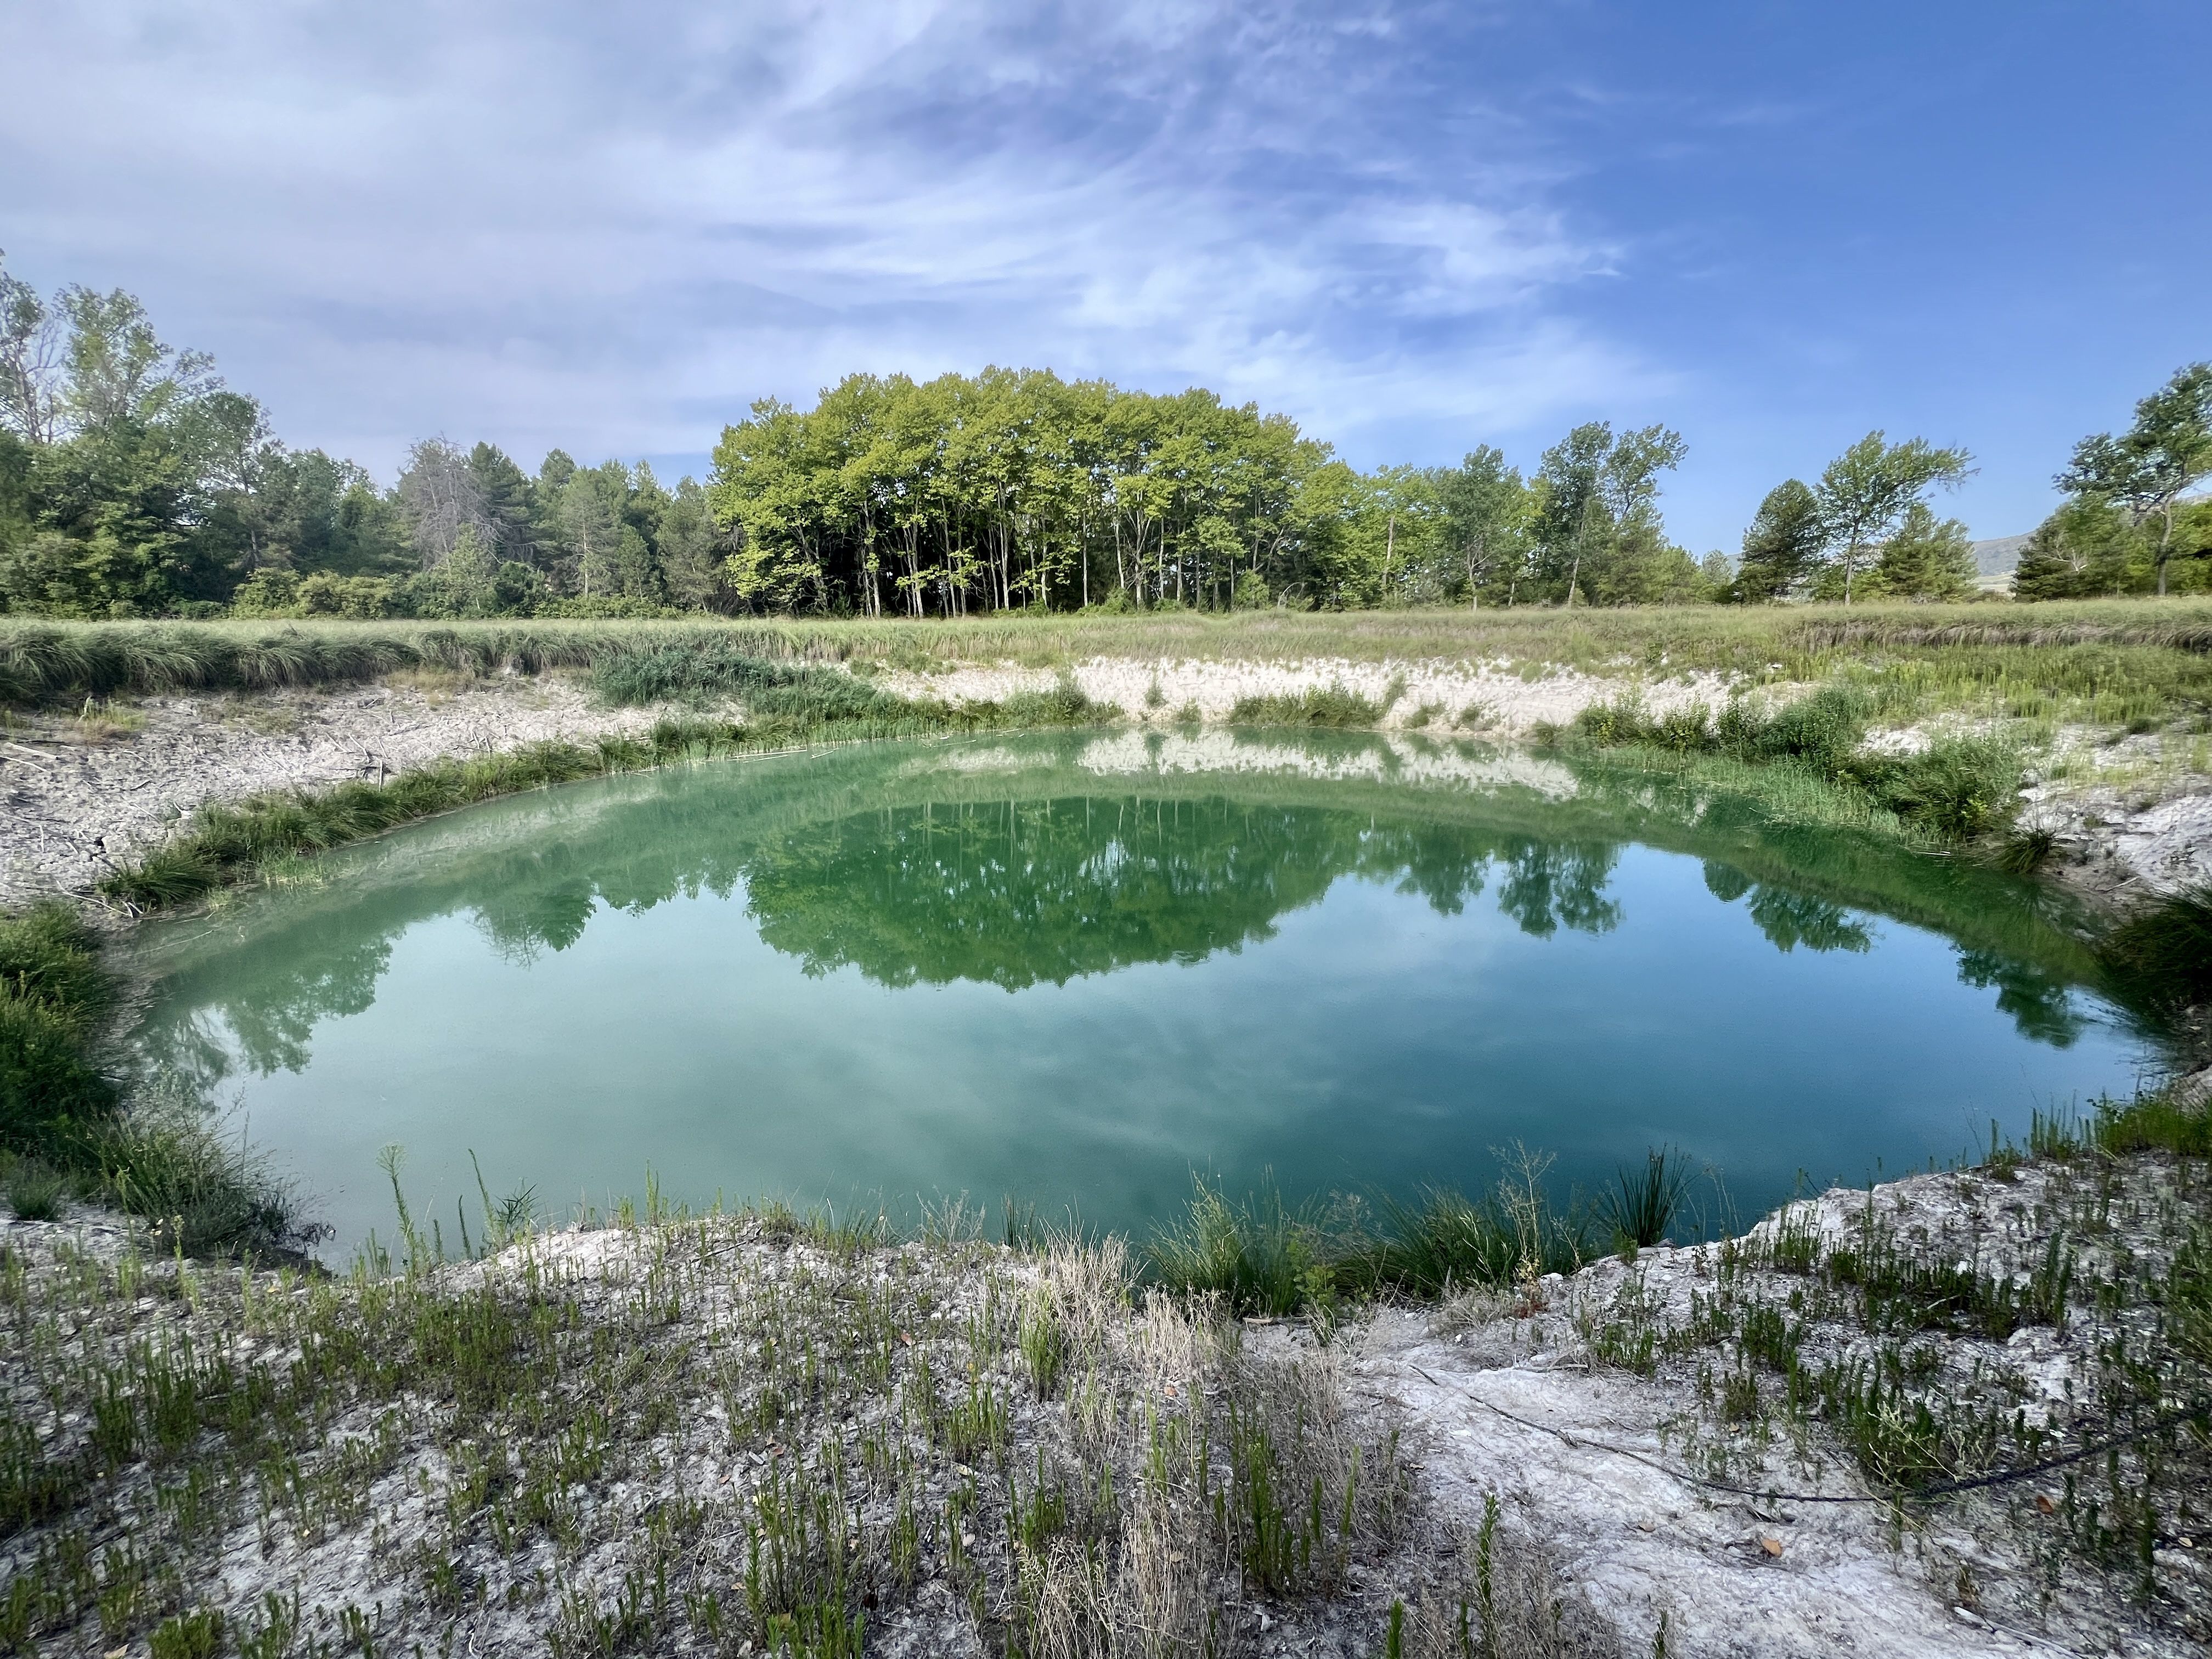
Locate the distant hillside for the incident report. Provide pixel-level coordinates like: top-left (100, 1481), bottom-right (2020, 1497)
top-left (1971, 534), bottom-right (2029, 591)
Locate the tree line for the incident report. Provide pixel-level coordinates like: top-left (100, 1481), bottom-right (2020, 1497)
top-left (2, 256), bottom-right (2205, 619)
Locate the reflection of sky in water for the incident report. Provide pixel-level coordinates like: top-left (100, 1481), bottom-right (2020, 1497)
top-left (129, 737), bottom-right (2143, 1259)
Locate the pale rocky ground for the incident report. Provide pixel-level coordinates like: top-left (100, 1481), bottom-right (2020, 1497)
top-left (0, 674), bottom-right (678, 907)
top-left (875, 653), bottom-right (1737, 735)
top-left (6, 1144), bottom-right (2203, 1657)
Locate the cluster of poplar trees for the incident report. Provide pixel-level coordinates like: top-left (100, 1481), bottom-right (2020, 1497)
top-left (2, 257), bottom-right (2205, 618)
top-left (705, 369), bottom-right (1718, 614)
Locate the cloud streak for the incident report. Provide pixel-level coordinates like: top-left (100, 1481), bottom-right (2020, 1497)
top-left (0, 0), bottom-right (1640, 477)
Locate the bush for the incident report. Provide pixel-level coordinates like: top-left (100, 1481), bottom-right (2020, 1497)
top-left (1734, 684), bottom-right (1871, 772)
top-left (1863, 738), bottom-right (2022, 840)
top-left (0, 904), bottom-right (119, 1152)
top-left (589, 639), bottom-right (894, 716)
top-left (1227, 684), bottom-right (1381, 728)
top-left (2098, 885), bottom-right (2212, 1026)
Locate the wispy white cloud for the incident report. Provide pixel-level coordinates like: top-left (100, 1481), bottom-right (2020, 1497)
top-left (0, 0), bottom-right (1643, 477)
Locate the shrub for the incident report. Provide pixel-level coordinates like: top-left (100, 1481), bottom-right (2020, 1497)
top-left (1227, 684), bottom-right (1380, 728)
top-left (2097, 885), bottom-right (2212, 1026)
top-left (0, 904), bottom-right (119, 1152)
top-left (589, 639), bottom-right (893, 718)
top-left (1863, 738), bottom-right (2023, 840)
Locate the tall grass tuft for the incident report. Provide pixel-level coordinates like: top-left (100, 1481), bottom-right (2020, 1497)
top-left (1347, 1177), bottom-right (1593, 1298)
top-left (1227, 685), bottom-right (1381, 728)
top-left (2097, 885), bottom-right (2212, 1029)
top-left (1145, 1175), bottom-right (1323, 1317)
top-left (1598, 1148), bottom-right (1690, 1249)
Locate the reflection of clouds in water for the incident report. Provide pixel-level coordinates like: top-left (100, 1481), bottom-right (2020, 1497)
top-left (129, 746), bottom-right (2104, 1096)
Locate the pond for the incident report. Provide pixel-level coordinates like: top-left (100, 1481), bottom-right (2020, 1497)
top-left (127, 731), bottom-right (2147, 1259)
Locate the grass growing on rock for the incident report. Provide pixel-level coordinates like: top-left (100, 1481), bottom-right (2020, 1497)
top-left (1555, 1083), bottom-right (2212, 1643)
top-left (0, 1195), bottom-right (1472, 1658)
top-left (1555, 684), bottom-right (2028, 844)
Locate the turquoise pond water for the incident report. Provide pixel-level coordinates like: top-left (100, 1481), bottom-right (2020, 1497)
top-left (125, 731), bottom-right (2147, 1257)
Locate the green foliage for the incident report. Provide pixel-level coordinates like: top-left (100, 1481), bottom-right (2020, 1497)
top-left (2014, 499), bottom-right (2153, 600)
top-left (1731, 479), bottom-right (1824, 602)
top-left (1599, 1149), bottom-right (1690, 1249)
top-left (2096, 885), bottom-right (2212, 1028)
top-left (0, 903), bottom-right (119, 1152)
top-left (149, 1610), bottom-right (225, 1659)
top-left (3, 1157), bottom-right (69, 1221)
top-left (1146, 1176), bottom-right (1322, 1317)
top-left (1529, 421), bottom-right (1693, 606)
top-left (1810, 431), bottom-right (1974, 606)
top-left (1346, 1184), bottom-right (1591, 1297)
top-left (1860, 737), bottom-right (2022, 840)
top-left (1865, 501), bottom-right (1977, 602)
top-left (1567, 685), bottom-right (2021, 843)
top-left (2058, 362), bottom-right (2212, 595)
top-left (1226, 684), bottom-right (1381, 727)
top-left (589, 637), bottom-right (895, 715)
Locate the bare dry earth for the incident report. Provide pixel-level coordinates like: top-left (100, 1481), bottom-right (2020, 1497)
top-left (877, 654), bottom-right (1736, 733)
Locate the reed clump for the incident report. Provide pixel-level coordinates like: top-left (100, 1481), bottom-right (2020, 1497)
top-left (1561, 685), bottom-right (2027, 843)
top-left (1226, 684), bottom-right (1382, 728)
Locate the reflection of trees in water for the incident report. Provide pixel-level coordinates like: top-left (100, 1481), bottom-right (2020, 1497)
top-left (737, 802), bottom-right (1621, 990)
top-left (1746, 889), bottom-right (1872, 955)
top-left (1492, 844), bottom-right (1621, 938)
top-left (1702, 859), bottom-right (2083, 1043)
top-left (142, 794), bottom-right (2092, 1081)
top-left (1956, 949), bottom-right (2084, 1048)
top-left (138, 933), bottom-right (395, 1093)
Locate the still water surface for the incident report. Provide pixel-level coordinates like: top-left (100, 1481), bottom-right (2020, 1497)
top-left (128, 732), bottom-right (2145, 1256)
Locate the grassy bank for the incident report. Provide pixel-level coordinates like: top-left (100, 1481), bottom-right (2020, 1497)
top-left (0, 905), bottom-right (310, 1259)
top-left (1548, 683), bottom-right (2031, 848)
top-left (7, 599), bottom-right (2212, 734)
top-left (3, 1090), bottom-right (2209, 1655)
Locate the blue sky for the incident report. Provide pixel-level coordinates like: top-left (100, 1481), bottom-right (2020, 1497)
top-left (2, 1), bottom-right (2204, 550)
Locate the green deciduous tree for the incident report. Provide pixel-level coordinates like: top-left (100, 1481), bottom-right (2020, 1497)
top-left (1813, 432), bottom-right (1973, 605)
top-left (2056, 363), bottom-right (2212, 596)
top-left (1436, 446), bottom-right (1530, 608)
top-left (1530, 422), bottom-right (1688, 606)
